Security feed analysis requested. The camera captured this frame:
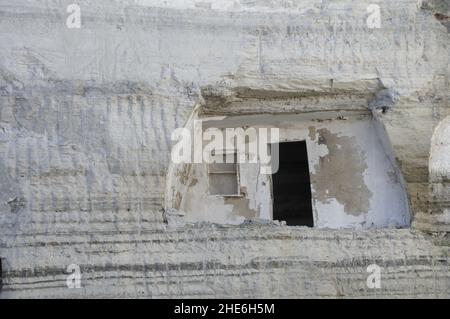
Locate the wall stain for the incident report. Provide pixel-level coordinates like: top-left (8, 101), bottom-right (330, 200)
top-left (240, 186), bottom-right (248, 197)
top-left (176, 163), bottom-right (192, 185)
top-left (189, 176), bottom-right (198, 187)
top-left (308, 126), bottom-right (316, 141)
top-left (310, 128), bottom-right (372, 216)
top-left (174, 192), bottom-right (182, 210)
top-left (224, 197), bottom-right (258, 219)
top-left (7, 197), bottom-right (26, 214)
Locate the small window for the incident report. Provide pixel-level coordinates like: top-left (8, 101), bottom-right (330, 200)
top-left (208, 152), bottom-right (239, 196)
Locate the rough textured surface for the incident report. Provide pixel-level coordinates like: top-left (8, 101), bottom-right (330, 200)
top-left (0, 0), bottom-right (449, 298)
top-left (1, 224), bottom-right (449, 298)
top-left (424, 116), bottom-right (450, 232)
top-left (168, 112), bottom-right (411, 228)
top-left (312, 127), bottom-right (372, 216)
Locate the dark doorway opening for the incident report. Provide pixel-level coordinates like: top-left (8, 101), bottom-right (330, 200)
top-left (272, 141), bottom-right (314, 226)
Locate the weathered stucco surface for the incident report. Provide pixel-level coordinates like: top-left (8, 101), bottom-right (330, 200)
top-left (1, 225), bottom-right (449, 298)
top-left (0, 0), bottom-right (449, 298)
top-left (171, 112), bottom-right (411, 228)
top-left (311, 127), bottom-right (372, 216)
top-left (425, 116), bottom-right (450, 232)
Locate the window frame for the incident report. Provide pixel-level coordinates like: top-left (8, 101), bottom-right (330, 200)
top-left (207, 149), bottom-right (242, 197)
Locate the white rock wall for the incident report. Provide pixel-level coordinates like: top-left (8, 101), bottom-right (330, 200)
top-left (0, 0), bottom-right (449, 298)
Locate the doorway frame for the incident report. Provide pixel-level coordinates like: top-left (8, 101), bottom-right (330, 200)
top-left (269, 140), bottom-right (315, 227)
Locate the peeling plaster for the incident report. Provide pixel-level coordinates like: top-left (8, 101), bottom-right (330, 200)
top-left (167, 111), bottom-right (409, 229)
top-left (224, 197), bottom-right (258, 219)
top-left (174, 192), bottom-right (182, 210)
top-left (310, 128), bottom-right (373, 216)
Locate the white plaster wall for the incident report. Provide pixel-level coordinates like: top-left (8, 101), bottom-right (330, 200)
top-left (179, 160), bottom-right (272, 224)
top-left (180, 111), bottom-right (411, 228)
top-left (304, 118), bottom-right (411, 229)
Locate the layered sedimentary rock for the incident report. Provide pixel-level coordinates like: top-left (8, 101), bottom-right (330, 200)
top-left (0, 0), bottom-right (449, 298)
top-left (425, 116), bottom-right (450, 232)
top-left (1, 225), bottom-right (449, 298)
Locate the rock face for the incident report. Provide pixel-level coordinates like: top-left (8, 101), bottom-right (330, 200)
top-left (0, 0), bottom-right (449, 298)
top-left (425, 116), bottom-right (450, 232)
